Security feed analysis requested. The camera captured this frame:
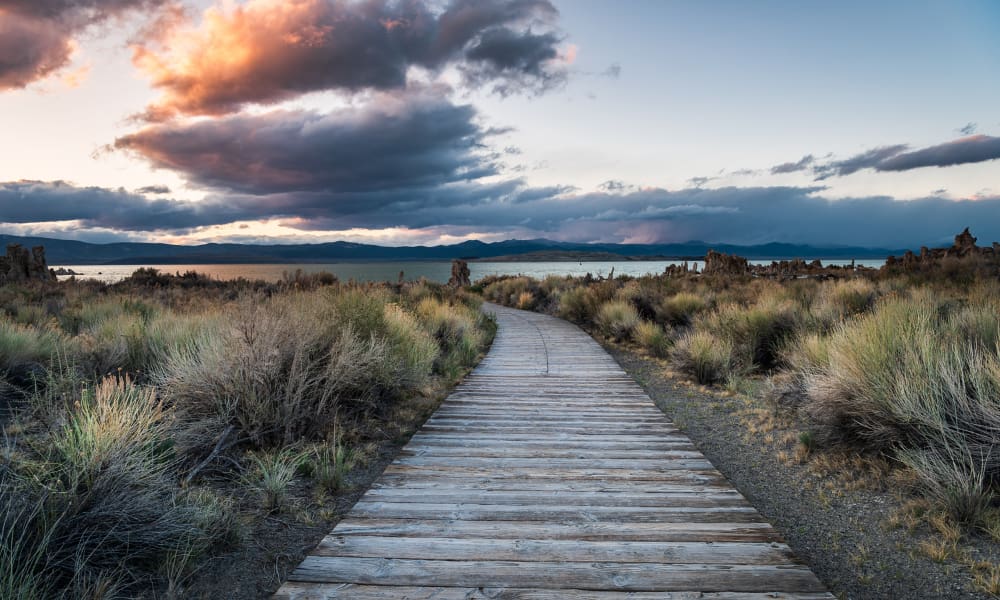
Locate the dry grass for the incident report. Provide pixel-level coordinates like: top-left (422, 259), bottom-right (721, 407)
top-left (671, 330), bottom-right (734, 385)
top-left (0, 273), bottom-right (495, 598)
top-left (595, 300), bottom-right (641, 342)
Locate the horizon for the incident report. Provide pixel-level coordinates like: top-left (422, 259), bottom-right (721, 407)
top-left (1, 1), bottom-right (999, 248)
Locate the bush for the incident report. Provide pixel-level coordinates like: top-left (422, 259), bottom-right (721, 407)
top-left (803, 294), bottom-right (1000, 515)
top-left (658, 292), bottom-right (707, 327)
top-left (813, 278), bottom-right (877, 326)
top-left (0, 320), bottom-right (63, 379)
top-left (556, 286), bottom-right (596, 323)
top-left (701, 300), bottom-right (801, 372)
top-left (1, 376), bottom-right (216, 597)
top-left (415, 299), bottom-right (487, 379)
top-left (672, 330), bottom-right (735, 385)
top-left (595, 301), bottom-right (641, 342)
top-left (634, 321), bottom-right (672, 358)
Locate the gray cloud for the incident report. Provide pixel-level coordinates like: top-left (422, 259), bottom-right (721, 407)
top-left (135, 0), bottom-right (566, 117)
top-left (764, 135), bottom-right (1000, 181)
top-left (0, 180), bottom-right (236, 230)
top-left (116, 91), bottom-right (497, 195)
top-left (876, 135), bottom-right (1000, 172)
top-left (813, 145), bottom-right (909, 179)
top-left (5, 178), bottom-right (1000, 249)
top-left (0, 0), bottom-right (162, 89)
top-left (461, 27), bottom-right (565, 96)
top-left (770, 154), bottom-right (815, 175)
top-left (135, 185), bottom-right (171, 195)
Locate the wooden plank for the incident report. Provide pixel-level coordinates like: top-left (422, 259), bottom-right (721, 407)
top-left (313, 536), bottom-right (798, 565)
top-left (371, 479), bottom-right (735, 493)
top-left (393, 457), bottom-right (714, 469)
top-left (332, 519), bottom-right (784, 542)
top-left (276, 583), bottom-right (834, 600)
top-left (348, 501), bottom-right (760, 523)
top-left (288, 557), bottom-right (828, 592)
top-left (399, 448), bottom-right (700, 459)
top-left (360, 488), bottom-right (748, 508)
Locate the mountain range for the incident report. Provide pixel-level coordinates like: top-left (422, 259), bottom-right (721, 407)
top-left (0, 234), bottom-right (908, 265)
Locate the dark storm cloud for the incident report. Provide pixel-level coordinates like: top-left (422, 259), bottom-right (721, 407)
top-left (135, 0), bottom-right (566, 118)
top-left (5, 179), bottom-right (1000, 248)
top-left (876, 135), bottom-right (1000, 172)
top-left (770, 154), bottom-right (814, 175)
top-left (115, 92), bottom-right (496, 195)
top-left (0, 0), bottom-right (162, 89)
top-left (0, 180), bottom-right (235, 230)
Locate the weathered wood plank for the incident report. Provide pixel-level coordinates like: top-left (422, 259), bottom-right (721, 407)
top-left (313, 536), bottom-right (798, 564)
top-left (360, 488), bottom-right (747, 508)
top-left (348, 501), bottom-right (760, 523)
top-left (332, 518), bottom-right (785, 542)
top-left (288, 557), bottom-right (828, 592)
top-left (275, 583), bottom-right (834, 600)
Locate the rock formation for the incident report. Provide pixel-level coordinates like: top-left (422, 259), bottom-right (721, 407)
top-left (0, 244), bottom-right (56, 284)
top-left (448, 259), bottom-right (471, 287)
top-left (702, 250), bottom-right (749, 276)
top-left (883, 228), bottom-right (999, 273)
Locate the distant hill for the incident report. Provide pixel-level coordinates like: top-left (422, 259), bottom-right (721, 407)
top-left (0, 234), bottom-right (907, 265)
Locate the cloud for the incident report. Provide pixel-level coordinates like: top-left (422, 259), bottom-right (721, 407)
top-left (0, 0), bottom-right (164, 90)
top-left (132, 0), bottom-right (566, 118)
top-left (813, 144), bottom-right (909, 179)
top-left (135, 185), bottom-right (171, 195)
top-left (460, 27), bottom-right (565, 96)
top-left (115, 90), bottom-right (497, 195)
top-left (0, 180), bottom-right (231, 230)
top-left (0, 10), bottom-right (75, 89)
top-left (876, 135), bottom-right (1000, 172)
top-left (770, 154), bottom-right (814, 175)
top-left (6, 178), bottom-right (1000, 249)
top-left (764, 135), bottom-right (1000, 181)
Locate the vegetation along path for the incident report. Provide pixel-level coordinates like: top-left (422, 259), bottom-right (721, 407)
top-left (274, 303), bottom-right (832, 599)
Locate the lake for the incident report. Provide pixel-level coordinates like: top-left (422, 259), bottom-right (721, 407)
top-left (54, 259), bottom-right (888, 284)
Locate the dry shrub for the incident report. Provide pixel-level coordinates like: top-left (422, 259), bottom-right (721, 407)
top-left (595, 300), bottom-right (641, 341)
top-left (814, 278), bottom-right (877, 326)
top-left (556, 286), bottom-right (596, 323)
top-left (634, 320), bottom-right (672, 358)
top-left (1, 376), bottom-right (220, 597)
top-left (700, 299), bottom-right (801, 373)
top-left (415, 298), bottom-right (488, 378)
top-left (803, 293), bottom-right (1000, 523)
top-left (0, 319), bottom-right (64, 379)
top-left (658, 292), bottom-right (707, 327)
top-left (672, 330), bottom-right (734, 385)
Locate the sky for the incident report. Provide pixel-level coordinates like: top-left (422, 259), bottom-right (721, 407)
top-left (0, 0), bottom-right (998, 248)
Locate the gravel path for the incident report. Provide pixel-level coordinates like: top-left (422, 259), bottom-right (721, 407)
top-left (607, 345), bottom-right (996, 600)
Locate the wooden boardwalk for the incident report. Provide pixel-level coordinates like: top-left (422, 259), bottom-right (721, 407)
top-left (274, 303), bottom-right (832, 599)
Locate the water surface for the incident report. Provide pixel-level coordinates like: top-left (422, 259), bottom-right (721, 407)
top-left (55, 259), bottom-right (887, 284)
